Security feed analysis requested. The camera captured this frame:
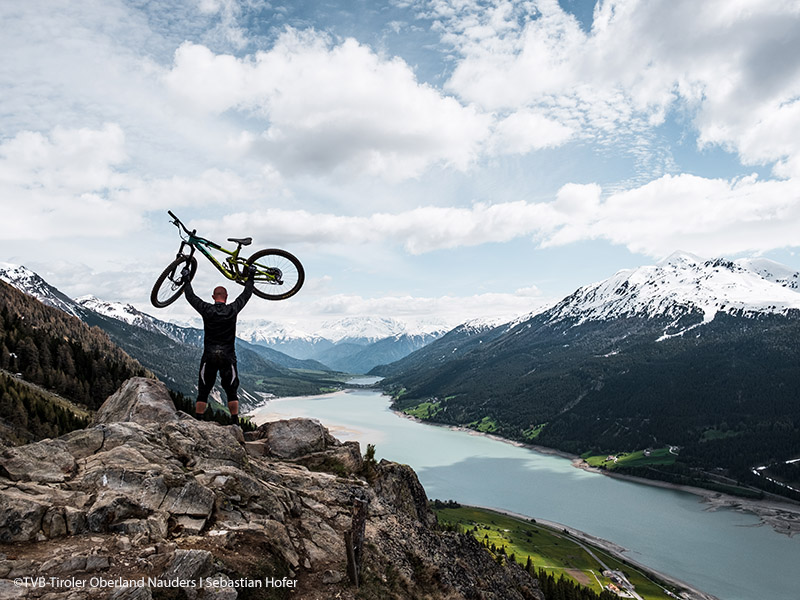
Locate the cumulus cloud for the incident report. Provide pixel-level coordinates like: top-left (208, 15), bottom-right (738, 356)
top-left (427, 0), bottom-right (800, 176)
top-left (192, 201), bottom-right (563, 254)
top-left (190, 171), bottom-right (800, 259)
top-left (0, 124), bottom-right (140, 240)
top-left (0, 125), bottom-right (282, 240)
top-left (546, 173), bottom-right (800, 258)
top-left (164, 28), bottom-right (493, 180)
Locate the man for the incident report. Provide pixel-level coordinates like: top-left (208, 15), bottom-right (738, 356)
top-left (182, 266), bottom-right (255, 424)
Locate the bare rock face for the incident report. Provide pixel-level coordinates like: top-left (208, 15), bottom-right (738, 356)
top-left (0, 377), bottom-right (543, 600)
top-left (249, 418), bottom-right (336, 458)
top-left (94, 377), bottom-right (179, 425)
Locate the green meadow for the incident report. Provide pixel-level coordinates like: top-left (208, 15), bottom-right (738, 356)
top-left (583, 447), bottom-right (677, 470)
top-left (434, 505), bottom-right (681, 600)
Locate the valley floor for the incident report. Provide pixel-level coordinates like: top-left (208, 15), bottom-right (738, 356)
top-left (440, 504), bottom-right (720, 600)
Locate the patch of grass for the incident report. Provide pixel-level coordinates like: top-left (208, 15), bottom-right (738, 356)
top-left (467, 416), bottom-right (498, 433)
top-left (435, 506), bottom-right (679, 600)
top-left (700, 428), bottom-right (741, 442)
top-left (523, 423), bottom-right (547, 440)
top-left (403, 401), bottom-right (442, 419)
top-left (584, 448), bottom-right (676, 470)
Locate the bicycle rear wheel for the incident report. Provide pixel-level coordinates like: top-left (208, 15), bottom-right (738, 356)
top-left (247, 249), bottom-right (304, 300)
top-left (151, 255), bottom-right (197, 308)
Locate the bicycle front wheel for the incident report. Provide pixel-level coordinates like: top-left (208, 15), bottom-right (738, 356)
top-left (247, 249), bottom-right (304, 300)
top-left (150, 255), bottom-right (197, 308)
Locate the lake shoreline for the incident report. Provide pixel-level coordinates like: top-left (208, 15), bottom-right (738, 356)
top-left (391, 406), bottom-right (800, 538)
top-left (468, 504), bottom-right (721, 600)
top-left (574, 460), bottom-right (800, 538)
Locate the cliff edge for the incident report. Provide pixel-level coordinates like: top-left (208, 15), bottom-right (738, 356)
top-left (0, 377), bottom-right (543, 600)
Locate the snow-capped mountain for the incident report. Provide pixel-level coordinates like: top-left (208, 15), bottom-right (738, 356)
top-left (736, 257), bottom-right (800, 290)
top-left (0, 264), bottom-right (83, 317)
top-left (239, 316), bottom-right (449, 347)
top-left (547, 251), bottom-right (800, 327)
top-left (377, 252), bottom-right (800, 495)
top-left (236, 315), bottom-right (451, 369)
top-left (76, 295), bottom-right (201, 345)
top-left (315, 316), bottom-right (448, 343)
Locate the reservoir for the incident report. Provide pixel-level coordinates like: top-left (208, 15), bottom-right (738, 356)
top-left (251, 388), bottom-right (800, 600)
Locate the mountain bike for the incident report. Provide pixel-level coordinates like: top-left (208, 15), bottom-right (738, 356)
top-left (150, 211), bottom-right (304, 308)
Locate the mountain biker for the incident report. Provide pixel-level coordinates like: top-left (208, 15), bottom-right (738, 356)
top-left (181, 265), bottom-right (255, 425)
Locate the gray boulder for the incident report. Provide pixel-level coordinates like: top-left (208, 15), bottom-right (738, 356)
top-left (249, 418), bottom-right (337, 458)
top-left (95, 377), bottom-right (179, 425)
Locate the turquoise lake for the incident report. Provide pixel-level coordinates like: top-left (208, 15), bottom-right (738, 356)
top-left (251, 387), bottom-right (800, 600)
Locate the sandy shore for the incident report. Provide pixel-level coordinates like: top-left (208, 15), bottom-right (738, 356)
top-left (469, 504), bottom-right (720, 600)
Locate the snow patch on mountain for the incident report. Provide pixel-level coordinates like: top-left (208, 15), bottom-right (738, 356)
top-left (238, 315), bottom-right (450, 346)
top-left (547, 251), bottom-right (800, 328)
top-left (0, 263), bottom-right (83, 317)
top-left (735, 257), bottom-right (800, 290)
top-left (75, 295), bottom-right (201, 344)
top-left (77, 295), bottom-right (148, 325)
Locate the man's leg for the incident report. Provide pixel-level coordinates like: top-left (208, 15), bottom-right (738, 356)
top-left (196, 354), bottom-right (217, 418)
top-left (220, 356), bottom-right (240, 420)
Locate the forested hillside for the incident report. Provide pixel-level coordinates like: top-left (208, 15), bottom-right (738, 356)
top-left (0, 281), bottom-right (149, 442)
top-left (382, 311), bottom-right (800, 499)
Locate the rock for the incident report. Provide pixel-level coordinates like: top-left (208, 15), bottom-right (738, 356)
top-left (291, 441), bottom-right (364, 475)
top-left (87, 492), bottom-right (150, 532)
top-left (373, 459), bottom-right (438, 528)
top-left (161, 481), bottom-right (215, 518)
top-left (64, 507), bottom-right (88, 535)
top-left (0, 439), bottom-right (76, 482)
top-left (0, 580), bottom-right (27, 599)
top-left (251, 418), bottom-right (335, 459)
top-left (0, 377), bottom-right (545, 600)
top-left (243, 441), bottom-right (267, 457)
top-left (322, 569), bottom-right (343, 584)
top-left (94, 377), bottom-right (178, 425)
top-left (84, 555), bottom-right (111, 572)
top-left (160, 549), bottom-right (212, 583)
top-left (109, 586), bottom-right (152, 600)
top-left (0, 488), bottom-right (48, 542)
top-left (62, 427), bottom-right (105, 459)
top-left (42, 508), bottom-right (67, 538)
top-left (176, 516), bottom-right (206, 535)
top-left (203, 574), bottom-right (238, 600)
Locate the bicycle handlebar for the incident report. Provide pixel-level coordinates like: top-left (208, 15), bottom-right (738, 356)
top-left (167, 210), bottom-right (194, 236)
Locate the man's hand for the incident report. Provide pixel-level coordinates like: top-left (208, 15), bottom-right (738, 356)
top-left (180, 266), bottom-right (192, 283)
top-left (247, 264), bottom-right (257, 280)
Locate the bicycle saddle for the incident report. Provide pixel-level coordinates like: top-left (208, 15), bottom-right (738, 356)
top-left (228, 237), bottom-right (252, 246)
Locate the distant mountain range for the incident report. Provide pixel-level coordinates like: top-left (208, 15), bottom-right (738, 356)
top-left (237, 316), bottom-right (449, 373)
top-left (0, 265), bottom-right (342, 407)
top-left (0, 263), bottom-right (447, 397)
top-left (374, 252), bottom-right (800, 500)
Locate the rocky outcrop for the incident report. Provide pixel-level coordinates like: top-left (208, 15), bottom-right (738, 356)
top-left (0, 378), bottom-right (543, 600)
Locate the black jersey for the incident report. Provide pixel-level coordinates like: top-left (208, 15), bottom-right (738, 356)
top-left (184, 279), bottom-right (254, 352)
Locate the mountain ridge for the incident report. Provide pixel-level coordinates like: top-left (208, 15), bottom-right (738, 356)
top-left (376, 252), bottom-right (800, 500)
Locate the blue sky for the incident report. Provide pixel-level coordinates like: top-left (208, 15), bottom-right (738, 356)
top-left (2, 0), bottom-right (800, 330)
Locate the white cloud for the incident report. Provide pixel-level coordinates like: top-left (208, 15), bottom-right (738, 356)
top-left (489, 110), bottom-right (574, 154)
top-left (542, 173), bottom-right (800, 258)
top-left (190, 171), bottom-right (800, 260)
top-left (164, 29), bottom-right (493, 180)
top-left (427, 0), bottom-right (800, 176)
top-left (192, 201), bottom-right (563, 254)
top-left (0, 125), bottom-right (285, 240)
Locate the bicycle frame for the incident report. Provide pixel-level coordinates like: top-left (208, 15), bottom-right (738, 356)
top-left (176, 233), bottom-right (250, 282)
top-left (168, 211), bottom-right (275, 284)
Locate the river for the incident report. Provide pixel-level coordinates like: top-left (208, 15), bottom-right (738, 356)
top-left (250, 386), bottom-right (800, 600)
